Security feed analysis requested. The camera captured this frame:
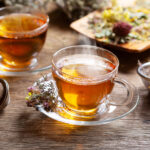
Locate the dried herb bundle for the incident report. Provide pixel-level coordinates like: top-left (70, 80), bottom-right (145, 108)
top-left (5, 0), bottom-right (51, 10)
top-left (4, 0), bottom-right (109, 19)
top-left (88, 3), bottom-right (150, 44)
top-left (55, 0), bottom-right (108, 19)
top-left (26, 75), bottom-right (59, 112)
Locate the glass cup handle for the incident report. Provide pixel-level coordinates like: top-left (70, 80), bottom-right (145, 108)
top-left (0, 79), bottom-right (10, 110)
top-left (109, 77), bottom-right (134, 106)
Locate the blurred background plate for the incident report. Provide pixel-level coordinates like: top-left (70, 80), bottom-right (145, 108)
top-left (70, 10), bottom-right (150, 53)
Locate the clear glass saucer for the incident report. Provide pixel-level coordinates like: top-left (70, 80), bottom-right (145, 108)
top-left (0, 49), bottom-right (52, 77)
top-left (35, 73), bottom-right (139, 126)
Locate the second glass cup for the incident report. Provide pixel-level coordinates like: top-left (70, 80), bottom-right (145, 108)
top-left (0, 5), bottom-right (49, 70)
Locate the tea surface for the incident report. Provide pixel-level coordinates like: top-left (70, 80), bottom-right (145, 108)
top-left (0, 13), bottom-right (45, 36)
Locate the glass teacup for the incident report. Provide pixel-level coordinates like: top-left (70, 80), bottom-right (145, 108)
top-left (52, 45), bottom-right (134, 118)
top-left (0, 5), bottom-right (49, 70)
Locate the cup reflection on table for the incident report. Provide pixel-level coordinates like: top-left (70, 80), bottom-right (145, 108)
top-left (52, 45), bottom-right (119, 118)
top-left (0, 5), bottom-right (49, 70)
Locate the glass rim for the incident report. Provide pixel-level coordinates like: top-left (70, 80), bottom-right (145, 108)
top-left (52, 45), bottom-right (119, 82)
top-left (0, 5), bottom-right (49, 36)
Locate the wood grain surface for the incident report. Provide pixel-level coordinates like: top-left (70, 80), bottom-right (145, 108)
top-left (1, 3), bottom-right (150, 150)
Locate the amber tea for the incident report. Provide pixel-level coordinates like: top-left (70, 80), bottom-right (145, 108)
top-left (52, 54), bottom-right (116, 113)
top-left (0, 12), bottom-right (48, 69)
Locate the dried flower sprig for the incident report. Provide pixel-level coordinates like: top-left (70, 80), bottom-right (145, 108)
top-left (55, 0), bottom-right (108, 20)
top-left (5, 0), bottom-right (53, 11)
top-left (26, 75), bottom-right (58, 111)
top-left (89, 3), bottom-right (150, 44)
top-left (4, 0), bottom-right (109, 19)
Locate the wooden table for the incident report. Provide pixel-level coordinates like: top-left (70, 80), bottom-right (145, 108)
top-left (1, 5), bottom-right (150, 150)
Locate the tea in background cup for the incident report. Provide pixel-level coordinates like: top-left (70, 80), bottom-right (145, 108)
top-left (0, 5), bottom-right (49, 70)
top-left (52, 45), bottom-right (134, 118)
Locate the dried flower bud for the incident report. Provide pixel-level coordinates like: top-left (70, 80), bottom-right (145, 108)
top-left (27, 86), bottom-right (34, 92)
top-left (113, 21), bottom-right (132, 37)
